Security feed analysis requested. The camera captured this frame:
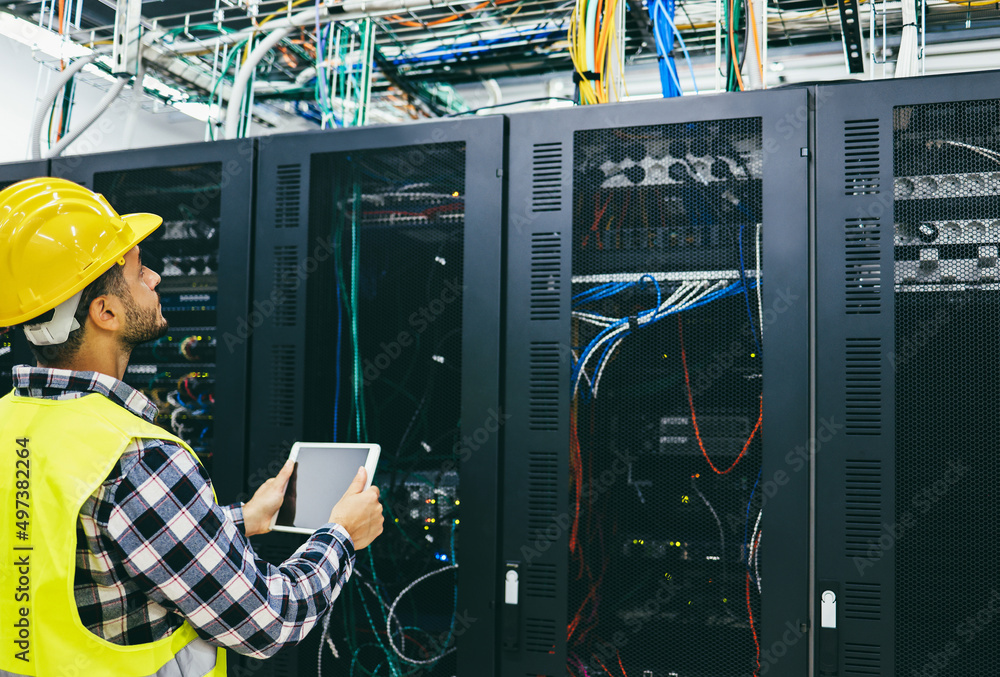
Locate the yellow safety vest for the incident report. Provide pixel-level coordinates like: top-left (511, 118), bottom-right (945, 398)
top-left (0, 391), bottom-right (227, 677)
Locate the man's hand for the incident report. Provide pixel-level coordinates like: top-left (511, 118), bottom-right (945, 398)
top-left (329, 467), bottom-right (384, 550)
top-left (243, 459), bottom-right (296, 537)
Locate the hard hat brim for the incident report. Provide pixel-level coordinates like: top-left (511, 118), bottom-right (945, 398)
top-left (2, 212), bottom-right (162, 327)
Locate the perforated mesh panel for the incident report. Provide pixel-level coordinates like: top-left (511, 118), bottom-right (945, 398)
top-left (307, 143), bottom-right (466, 676)
top-left (569, 119), bottom-right (763, 677)
top-left (95, 165), bottom-right (223, 473)
top-left (893, 99), bottom-right (1000, 677)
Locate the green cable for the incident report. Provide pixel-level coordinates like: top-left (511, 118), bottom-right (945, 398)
top-left (351, 177), bottom-right (364, 440)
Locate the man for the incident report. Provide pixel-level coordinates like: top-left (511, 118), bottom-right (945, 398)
top-left (0, 178), bottom-right (384, 676)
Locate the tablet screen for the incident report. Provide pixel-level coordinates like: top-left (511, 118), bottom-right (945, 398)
top-left (275, 445), bottom-right (373, 531)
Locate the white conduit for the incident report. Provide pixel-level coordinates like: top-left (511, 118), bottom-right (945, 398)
top-left (47, 75), bottom-right (130, 158)
top-left (30, 53), bottom-right (95, 160)
top-left (222, 26), bottom-right (294, 139)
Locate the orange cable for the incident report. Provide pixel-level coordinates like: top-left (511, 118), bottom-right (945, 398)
top-left (617, 650), bottom-right (628, 677)
top-left (745, 0), bottom-right (765, 85)
top-left (678, 317), bottom-right (761, 475)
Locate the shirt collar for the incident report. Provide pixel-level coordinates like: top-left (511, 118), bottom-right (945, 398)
top-left (12, 365), bottom-right (160, 423)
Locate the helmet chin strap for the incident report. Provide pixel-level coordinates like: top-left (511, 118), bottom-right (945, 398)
top-left (23, 292), bottom-right (83, 346)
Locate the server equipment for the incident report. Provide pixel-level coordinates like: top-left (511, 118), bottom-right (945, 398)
top-left (51, 141), bottom-right (255, 506)
top-left (247, 118), bottom-right (504, 676)
top-left (502, 92), bottom-right (810, 677)
top-left (815, 70), bottom-right (1000, 677)
top-left (0, 160), bottom-right (51, 397)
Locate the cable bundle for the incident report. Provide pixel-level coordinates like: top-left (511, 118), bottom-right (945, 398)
top-left (571, 274), bottom-right (759, 398)
top-left (569, 0), bottom-right (628, 104)
top-left (648, 0), bottom-right (699, 97)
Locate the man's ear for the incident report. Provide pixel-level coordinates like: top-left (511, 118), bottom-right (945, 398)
top-left (88, 295), bottom-right (123, 332)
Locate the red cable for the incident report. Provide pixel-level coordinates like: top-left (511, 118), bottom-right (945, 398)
top-left (569, 410), bottom-right (582, 558)
top-left (747, 572), bottom-right (761, 676)
top-left (678, 317), bottom-right (762, 475)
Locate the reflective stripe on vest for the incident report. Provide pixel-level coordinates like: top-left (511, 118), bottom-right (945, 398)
top-left (0, 392), bottom-right (226, 676)
top-left (0, 636), bottom-right (217, 677)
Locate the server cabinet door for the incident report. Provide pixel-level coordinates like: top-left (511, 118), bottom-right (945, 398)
top-left (502, 89), bottom-right (810, 677)
top-left (248, 118), bottom-right (504, 677)
top-left (815, 70), bottom-right (1000, 677)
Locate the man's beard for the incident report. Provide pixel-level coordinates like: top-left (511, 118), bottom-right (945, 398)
top-left (119, 294), bottom-right (169, 349)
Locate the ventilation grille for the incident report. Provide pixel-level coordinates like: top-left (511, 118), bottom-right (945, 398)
top-left (524, 617), bottom-right (557, 654)
top-left (274, 164), bottom-right (302, 228)
top-left (270, 344), bottom-right (296, 426)
top-left (845, 219), bottom-right (882, 314)
top-left (524, 563), bottom-right (558, 599)
top-left (527, 449), bottom-right (558, 540)
top-left (531, 143), bottom-right (563, 212)
top-left (846, 338), bottom-right (882, 435)
top-left (529, 342), bottom-right (561, 431)
top-left (844, 119), bottom-right (881, 195)
top-left (845, 459), bottom-right (883, 558)
top-left (272, 246), bottom-right (300, 327)
top-left (844, 582), bottom-right (882, 621)
top-left (530, 232), bottom-right (562, 321)
top-left (844, 642), bottom-right (881, 676)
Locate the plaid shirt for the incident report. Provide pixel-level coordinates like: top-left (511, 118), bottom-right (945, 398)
top-left (11, 365), bottom-right (355, 659)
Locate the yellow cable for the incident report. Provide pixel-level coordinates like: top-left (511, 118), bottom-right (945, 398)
top-left (242, 0), bottom-right (312, 63)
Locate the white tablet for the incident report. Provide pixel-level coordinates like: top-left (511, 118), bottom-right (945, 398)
top-left (270, 442), bottom-right (381, 535)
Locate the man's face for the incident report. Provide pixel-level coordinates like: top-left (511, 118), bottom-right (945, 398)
top-left (118, 246), bottom-right (169, 348)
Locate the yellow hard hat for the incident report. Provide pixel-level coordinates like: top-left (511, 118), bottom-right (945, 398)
top-left (0, 177), bottom-right (162, 326)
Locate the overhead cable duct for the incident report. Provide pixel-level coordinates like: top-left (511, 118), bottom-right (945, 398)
top-left (157, 0), bottom-right (455, 55)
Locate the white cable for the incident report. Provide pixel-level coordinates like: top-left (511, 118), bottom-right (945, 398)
top-left (591, 335), bottom-right (625, 398)
top-left (385, 564), bottom-right (459, 665)
top-left (571, 311), bottom-right (615, 327)
top-left (692, 477), bottom-right (724, 560)
top-left (570, 350), bottom-right (592, 390)
top-left (30, 53), bottom-right (95, 160)
top-left (47, 75), bottom-right (129, 158)
top-left (937, 140), bottom-right (1000, 164)
top-left (316, 606), bottom-right (338, 677)
top-left (895, 0), bottom-right (918, 78)
top-left (749, 507), bottom-right (763, 589)
top-left (572, 324), bottom-right (628, 398)
top-left (756, 223), bottom-right (763, 343)
top-left (754, 529), bottom-right (762, 593)
top-left (223, 26), bottom-right (294, 139)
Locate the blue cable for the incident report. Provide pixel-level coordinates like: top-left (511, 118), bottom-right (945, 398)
top-left (738, 225), bottom-right (762, 355)
top-left (657, 6), bottom-right (699, 93)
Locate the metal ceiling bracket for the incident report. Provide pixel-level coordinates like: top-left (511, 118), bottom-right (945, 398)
top-left (111, 0), bottom-right (143, 75)
top-left (838, 0), bottom-right (865, 73)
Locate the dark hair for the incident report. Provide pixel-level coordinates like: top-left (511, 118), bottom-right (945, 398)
top-left (27, 262), bottom-right (128, 366)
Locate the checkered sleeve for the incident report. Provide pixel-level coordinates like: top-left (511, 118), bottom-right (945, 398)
top-left (105, 440), bottom-right (356, 659)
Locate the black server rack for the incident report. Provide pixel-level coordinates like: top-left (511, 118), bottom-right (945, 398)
top-left (0, 160), bottom-right (51, 397)
top-left (247, 118), bottom-right (504, 676)
top-left (50, 141), bottom-right (255, 506)
top-left (815, 70), bottom-right (1000, 677)
top-left (502, 92), bottom-right (811, 677)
